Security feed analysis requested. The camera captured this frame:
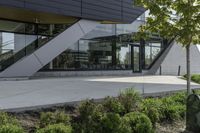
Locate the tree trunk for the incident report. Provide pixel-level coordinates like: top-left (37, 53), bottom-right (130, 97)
top-left (186, 45), bottom-right (191, 95)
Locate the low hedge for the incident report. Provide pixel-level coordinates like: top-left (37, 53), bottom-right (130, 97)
top-left (39, 111), bottom-right (71, 127)
top-left (184, 74), bottom-right (200, 84)
top-left (123, 112), bottom-right (153, 133)
top-left (36, 124), bottom-right (72, 133)
top-left (0, 124), bottom-right (25, 133)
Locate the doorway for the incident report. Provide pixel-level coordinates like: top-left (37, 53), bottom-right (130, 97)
top-left (131, 45), bottom-right (141, 73)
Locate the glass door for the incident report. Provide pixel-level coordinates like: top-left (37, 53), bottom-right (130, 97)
top-left (131, 45), bottom-right (141, 72)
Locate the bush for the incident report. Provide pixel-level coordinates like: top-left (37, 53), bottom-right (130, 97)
top-left (184, 74), bottom-right (200, 84)
top-left (101, 113), bottom-right (131, 133)
top-left (0, 112), bottom-right (19, 126)
top-left (191, 74), bottom-right (200, 84)
top-left (123, 112), bottom-right (153, 133)
top-left (40, 111), bottom-right (71, 127)
top-left (141, 98), bottom-right (162, 127)
top-left (161, 97), bottom-right (186, 121)
top-left (0, 124), bottom-right (24, 133)
top-left (162, 104), bottom-right (186, 121)
top-left (36, 124), bottom-right (72, 133)
top-left (73, 100), bottom-right (103, 133)
top-left (169, 92), bottom-right (186, 105)
top-left (118, 88), bottom-right (141, 113)
top-left (103, 97), bottom-right (124, 114)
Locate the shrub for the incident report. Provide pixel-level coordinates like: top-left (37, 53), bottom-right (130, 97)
top-left (141, 98), bottom-right (161, 127)
top-left (0, 124), bottom-right (24, 133)
top-left (101, 113), bottom-right (131, 133)
top-left (162, 104), bottom-right (186, 121)
top-left (169, 92), bottom-right (186, 105)
top-left (73, 100), bottom-right (103, 133)
top-left (118, 88), bottom-right (141, 113)
top-left (123, 112), bottom-right (153, 133)
top-left (191, 74), bottom-right (200, 84)
top-left (103, 97), bottom-right (124, 114)
top-left (36, 124), bottom-right (72, 133)
top-left (184, 74), bottom-right (200, 84)
top-left (0, 112), bottom-right (19, 126)
top-left (39, 111), bottom-right (71, 127)
top-left (161, 97), bottom-right (186, 121)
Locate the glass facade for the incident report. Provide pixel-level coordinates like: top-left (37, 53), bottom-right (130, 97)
top-left (43, 17), bottom-right (165, 72)
top-left (0, 19), bottom-right (75, 71)
top-left (144, 42), bottom-right (162, 69)
top-left (50, 39), bottom-right (132, 70)
top-left (0, 17), bottom-right (167, 73)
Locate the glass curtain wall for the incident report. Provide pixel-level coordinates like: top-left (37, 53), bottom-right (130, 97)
top-left (0, 19), bottom-right (72, 71)
top-left (43, 12), bottom-right (164, 72)
top-left (144, 41), bottom-right (162, 69)
top-left (50, 38), bottom-right (132, 70)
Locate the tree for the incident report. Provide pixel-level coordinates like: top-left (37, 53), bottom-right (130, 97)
top-left (135, 0), bottom-right (200, 95)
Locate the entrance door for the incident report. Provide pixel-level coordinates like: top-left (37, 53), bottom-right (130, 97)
top-left (131, 45), bottom-right (141, 72)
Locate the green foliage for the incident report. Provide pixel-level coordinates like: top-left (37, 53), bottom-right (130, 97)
top-left (191, 74), bottom-right (200, 84)
top-left (0, 124), bottom-right (24, 133)
top-left (135, 0), bottom-right (200, 46)
top-left (118, 88), bottom-right (141, 113)
top-left (141, 98), bottom-right (162, 127)
top-left (169, 92), bottom-right (186, 105)
top-left (39, 111), bottom-right (71, 127)
top-left (73, 100), bottom-right (104, 133)
top-left (36, 124), bottom-right (72, 133)
top-left (0, 112), bottom-right (19, 126)
top-left (123, 112), bottom-right (153, 133)
top-left (103, 96), bottom-right (124, 114)
top-left (164, 104), bottom-right (186, 121)
top-left (101, 113), bottom-right (131, 133)
top-left (74, 100), bottom-right (132, 133)
top-left (160, 96), bottom-right (186, 121)
top-left (141, 92), bottom-right (186, 124)
top-left (184, 74), bottom-right (200, 84)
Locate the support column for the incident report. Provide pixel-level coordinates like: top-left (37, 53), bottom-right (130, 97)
top-left (140, 39), bottom-right (146, 69)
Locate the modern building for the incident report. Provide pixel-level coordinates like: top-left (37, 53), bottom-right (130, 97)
top-left (0, 0), bottom-right (199, 78)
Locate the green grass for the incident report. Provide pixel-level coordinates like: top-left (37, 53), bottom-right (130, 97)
top-left (183, 74), bottom-right (200, 84)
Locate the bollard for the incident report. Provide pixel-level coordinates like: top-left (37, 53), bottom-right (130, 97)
top-left (159, 66), bottom-right (162, 75)
top-left (178, 65), bottom-right (181, 76)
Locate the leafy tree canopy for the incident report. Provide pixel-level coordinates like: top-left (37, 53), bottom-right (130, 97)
top-left (135, 0), bottom-right (200, 46)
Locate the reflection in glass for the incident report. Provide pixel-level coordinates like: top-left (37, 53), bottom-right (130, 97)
top-left (116, 43), bottom-right (131, 69)
top-left (133, 46), bottom-right (140, 72)
top-left (0, 19), bottom-right (73, 71)
top-left (145, 42), bottom-right (162, 68)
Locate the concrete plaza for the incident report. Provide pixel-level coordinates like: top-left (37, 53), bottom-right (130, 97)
top-left (0, 75), bottom-right (199, 111)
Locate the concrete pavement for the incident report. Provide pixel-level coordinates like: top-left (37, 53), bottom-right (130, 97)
top-left (0, 75), bottom-right (199, 110)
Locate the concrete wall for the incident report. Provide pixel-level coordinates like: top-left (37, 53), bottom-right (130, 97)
top-left (154, 43), bottom-right (200, 75)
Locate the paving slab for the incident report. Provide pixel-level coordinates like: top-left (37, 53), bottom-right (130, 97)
top-left (0, 75), bottom-right (199, 110)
